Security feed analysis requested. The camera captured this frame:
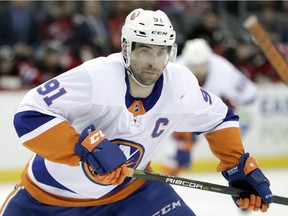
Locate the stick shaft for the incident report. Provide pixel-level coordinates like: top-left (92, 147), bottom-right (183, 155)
top-left (132, 170), bottom-right (288, 206)
top-left (243, 15), bottom-right (288, 85)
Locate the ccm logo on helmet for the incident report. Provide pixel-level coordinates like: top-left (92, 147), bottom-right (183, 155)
top-left (152, 31), bottom-right (168, 35)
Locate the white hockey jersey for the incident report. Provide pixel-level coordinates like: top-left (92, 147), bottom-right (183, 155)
top-left (14, 53), bottom-right (244, 206)
top-left (177, 53), bottom-right (257, 106)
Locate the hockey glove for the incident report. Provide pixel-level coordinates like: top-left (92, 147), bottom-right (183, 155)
top-left (75, 124), bottom-right (127, 175)
top-left (93, 163), bottom-right (133, 185)
top-left (222, 153), bottom-right (273, 212)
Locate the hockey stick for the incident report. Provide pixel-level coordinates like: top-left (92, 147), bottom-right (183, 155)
top-left (132, 169), bottom-right (288, 206)
top-left (243, 15), bottom-right (288, 85)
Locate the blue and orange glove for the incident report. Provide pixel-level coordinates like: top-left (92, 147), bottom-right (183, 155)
top-left (222, 153), bottom-right (273, 212)
top-left (75, 124), bottom-right (132, 185)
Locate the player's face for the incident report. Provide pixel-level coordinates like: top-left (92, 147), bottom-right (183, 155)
top-left (130, 43), bottom-right (169, 86)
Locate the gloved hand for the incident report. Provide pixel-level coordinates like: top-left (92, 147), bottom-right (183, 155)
top-left (75, 124), bottom-right (127, 176)
top-left (93, 163), bottom-right (133, 185)
top-left (222, 153), bottom-right (273, 212)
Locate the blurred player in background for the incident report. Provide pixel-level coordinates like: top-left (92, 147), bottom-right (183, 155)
top-left (161, 38), bottom-right (258, 176)
top-left (1, 9), bottom-right (271, 216)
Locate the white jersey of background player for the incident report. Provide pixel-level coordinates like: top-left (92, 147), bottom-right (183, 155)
top-left (1, 9), bottom-right (272, 216)
top-left (177, 38), bottom-right (257, 106)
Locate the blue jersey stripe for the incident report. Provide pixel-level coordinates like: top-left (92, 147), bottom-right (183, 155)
top-left (14, 111), bottom-right (55, 137)
top-left (194, 108), bottom-right (239, 135)
top-left (223, 107), bottom-right (239, 122)
top-left (32, 155), bottom-right (75, 193)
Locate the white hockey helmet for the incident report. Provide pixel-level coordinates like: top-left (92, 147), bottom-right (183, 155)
top-left (182, 39), bottom-right (212, 66)
top-left (121, 8), bottom-right (176, 67)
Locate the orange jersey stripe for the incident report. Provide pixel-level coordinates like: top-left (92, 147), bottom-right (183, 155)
top-left (20, 163), bottom-right (151, 207)
top-left (23, 121), bottom-right (80, 166)
top-left (205, 127), bottom-right (244, 171)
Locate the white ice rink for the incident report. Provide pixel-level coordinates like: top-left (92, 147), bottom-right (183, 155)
top-left (1, 168), bottom-right (287, 216)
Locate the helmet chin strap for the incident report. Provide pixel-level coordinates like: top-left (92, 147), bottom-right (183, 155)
top-left (125, 67), bottom-right (152, 88)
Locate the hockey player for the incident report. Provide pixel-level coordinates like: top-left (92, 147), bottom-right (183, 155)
top-left (179, 39), bottom-right (257, 104)
top-left (160, 38), bottom-right (258, 177)
top-left (1, 9), bottom-right (271, 216)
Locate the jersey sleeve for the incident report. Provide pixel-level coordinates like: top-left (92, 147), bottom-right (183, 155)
top-left (14, 65), bottom-right (93, 166)
top-left (196, 89), bottom-right (245, 171)
top-left (205, 127), bottom-right (244, 171)
top-left (176, 70), bottom-right (245, 171)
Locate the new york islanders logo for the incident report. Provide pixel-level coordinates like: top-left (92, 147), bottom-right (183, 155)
top-left (134, 103), bottom-right (140, 112)
top-left (130, 10), bottom-right (140, 20)
top-left (82, 139), bottom-right (145, 184)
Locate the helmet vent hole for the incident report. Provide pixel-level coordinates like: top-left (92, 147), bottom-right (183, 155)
top-left (135, 31), bottom-right (146, 37)
top-left (139, 22), bottom-right (145, 25)
top-left (151, 39), bottom-right (154, 42)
